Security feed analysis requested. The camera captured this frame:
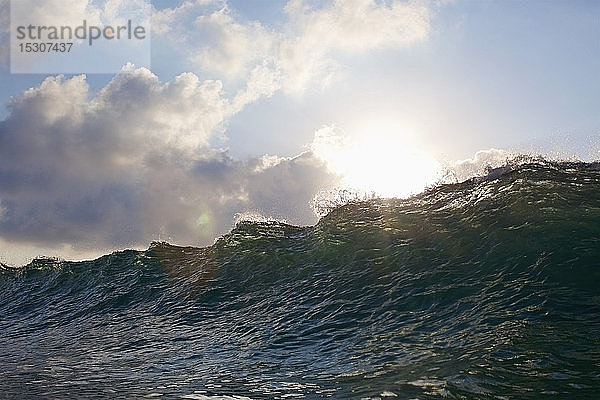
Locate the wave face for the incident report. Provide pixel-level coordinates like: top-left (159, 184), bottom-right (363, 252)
top-left (1, 161), bottom-right (600, 399)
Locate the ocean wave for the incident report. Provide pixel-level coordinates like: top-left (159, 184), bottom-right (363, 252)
top-left (1, 160), bottom-right (599, 398)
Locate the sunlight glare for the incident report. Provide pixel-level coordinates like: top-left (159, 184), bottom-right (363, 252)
top-left (312, 125), bottom-right (442, 198)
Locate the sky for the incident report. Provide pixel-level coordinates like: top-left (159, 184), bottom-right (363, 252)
top-left (0, 0), bottom-right (599, 265)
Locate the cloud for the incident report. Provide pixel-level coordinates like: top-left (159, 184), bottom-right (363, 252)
top-left (14, 0), bottom-right (102, 27)
top-left (1, 0), bottom-right (432, 83)
top-left (278, 0), bottom-right (431, 90)
top-left (152, 0), bottom-right (224, 37)
top-left (0, 68), bottom-right (339, 264)
top-left (4, 0), bottom-right (150, 28)
top-left (153, 0), bottom-right (433, 96)
top-left (285, 0), bottom-right (431, 49)
top-left (1, 0), bottom-right (432, 107)
top-left (191, 7), bottom-right (278, 81)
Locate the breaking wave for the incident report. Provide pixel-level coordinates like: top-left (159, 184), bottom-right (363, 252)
top-left (1, 159), bottom-right (599, 398)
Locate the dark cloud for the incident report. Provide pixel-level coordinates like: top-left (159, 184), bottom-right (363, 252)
top-left (0, 68), bottom-right (339, 259)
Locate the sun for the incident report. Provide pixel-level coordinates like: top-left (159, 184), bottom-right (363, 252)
top-left (312, 125), bottom-right (442, 198)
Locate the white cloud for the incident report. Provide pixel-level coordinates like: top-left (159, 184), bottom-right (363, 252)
top-left (1, 0), bottom-right (432, 85)
top-left (92, 64), bottom-right (230, 151)
top-left (231, 61), bottom-right (282, 112)
top-left (11, 0), bottom-right (103, 29)
top-left (285, 0), bottom-right (431, 49)
top-left (152, 0), bottom-right (224, 36)
top-left (278, 0), bottom-right (431, 90)
top-left (191, 7), bottom-right (278, 80)
top-left (154, 0), bottom-right (433, 95)
top-left (6, 0), bottom-right (150, 28)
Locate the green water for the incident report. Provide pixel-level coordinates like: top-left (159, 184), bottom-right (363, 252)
top-left (1, 161), bottom-right (599, 399)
